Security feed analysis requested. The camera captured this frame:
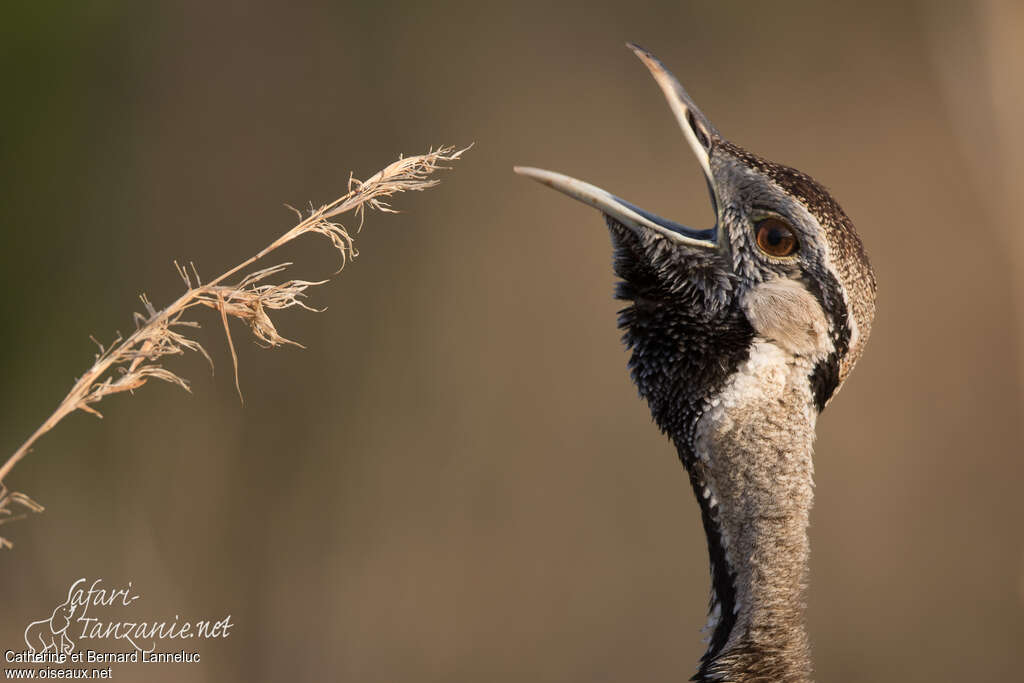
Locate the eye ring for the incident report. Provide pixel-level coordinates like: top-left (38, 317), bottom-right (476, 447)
top-left (754, 218), bottom-right (799, 257)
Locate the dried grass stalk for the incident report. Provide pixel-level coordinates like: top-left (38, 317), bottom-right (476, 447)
top-left (0, 146), bottom-right (466, 548)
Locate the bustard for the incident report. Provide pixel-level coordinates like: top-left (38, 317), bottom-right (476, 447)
top-left (515, 44), bottom-right (876, 682)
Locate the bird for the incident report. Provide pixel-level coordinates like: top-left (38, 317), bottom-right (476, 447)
top-left (514, 43), bottom-right (876, 683)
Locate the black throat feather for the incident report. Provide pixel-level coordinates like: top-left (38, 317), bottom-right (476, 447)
top-left (606, 217), bottom-right (756, 673)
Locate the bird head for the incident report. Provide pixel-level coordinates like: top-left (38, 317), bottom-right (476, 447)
top-left (516, 44), bottom-right (876, 437)
top-left (516, 44), bottom-right (877, 679)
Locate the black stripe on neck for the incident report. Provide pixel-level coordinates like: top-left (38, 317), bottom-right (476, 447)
top-left (687, 461), bottom-right (738, 676)
top-left (801, 270), bottom-right (851, 411)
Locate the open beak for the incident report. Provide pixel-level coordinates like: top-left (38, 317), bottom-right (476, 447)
top-left (514, 43), bottom-right (720, 249)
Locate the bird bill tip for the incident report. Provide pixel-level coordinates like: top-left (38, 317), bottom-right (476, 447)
top-left (512, 166), bottom-right (563, 188)
top-left (625, 42), bottom-right (662, 68)
top-left (625, 42), bottom-right (652, 58)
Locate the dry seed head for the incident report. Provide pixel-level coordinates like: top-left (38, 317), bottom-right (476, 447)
top-left (0, 146), bottom-right (467, 548)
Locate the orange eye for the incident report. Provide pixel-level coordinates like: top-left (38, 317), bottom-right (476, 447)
top-left (755, 218), bottom-right (799, 257)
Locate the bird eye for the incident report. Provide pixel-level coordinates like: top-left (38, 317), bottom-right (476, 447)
top-left (754, 218), bottom-right (799, 257)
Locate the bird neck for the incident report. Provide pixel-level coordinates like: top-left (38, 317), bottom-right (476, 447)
top-left (687, 341), bottom-right (817, 683)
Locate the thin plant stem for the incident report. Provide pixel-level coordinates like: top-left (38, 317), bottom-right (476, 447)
top-left (0, 146), bottom-right (466, 546)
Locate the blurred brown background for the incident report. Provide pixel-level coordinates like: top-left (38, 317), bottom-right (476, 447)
top-left (2, 1), bottom-right (1022, 681)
